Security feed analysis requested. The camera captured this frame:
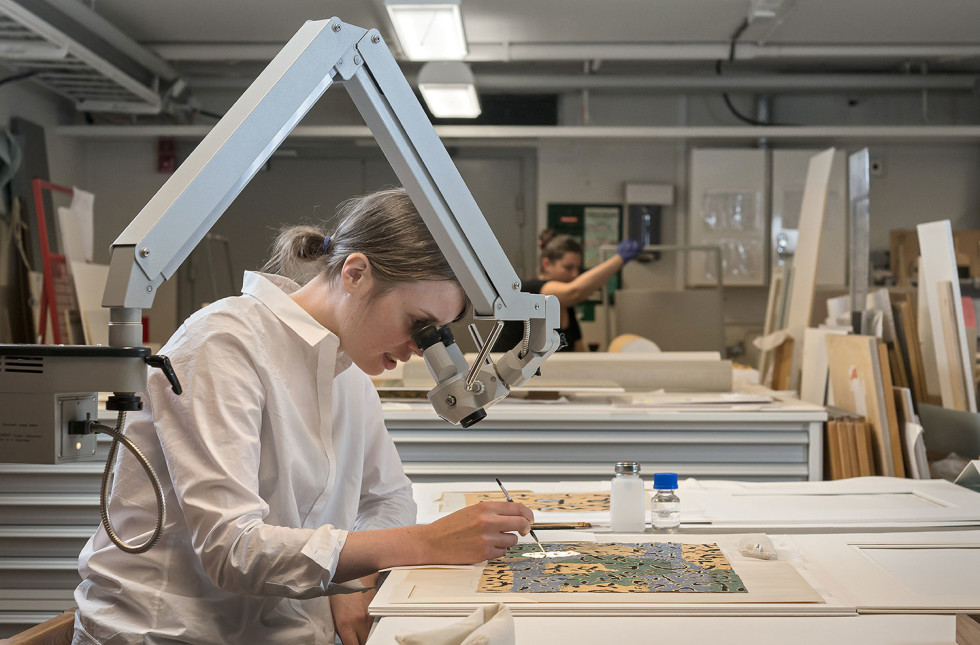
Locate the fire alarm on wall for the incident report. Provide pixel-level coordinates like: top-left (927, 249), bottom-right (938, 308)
top-left (157, 137), bottom-right (177, 173)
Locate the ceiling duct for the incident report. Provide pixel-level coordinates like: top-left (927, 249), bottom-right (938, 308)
top-left (0, 0), bottom-right (181, 114)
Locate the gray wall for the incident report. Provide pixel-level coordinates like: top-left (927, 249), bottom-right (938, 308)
top-left (3, 81), bottom-right (979, 349)
top-left (76, 140), bottom-right (176, 345)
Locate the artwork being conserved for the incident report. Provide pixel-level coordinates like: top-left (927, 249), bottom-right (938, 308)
top-left (460, 491), bottom-right (610, 512)
top-left (477, 542), bottom-right (747, 594)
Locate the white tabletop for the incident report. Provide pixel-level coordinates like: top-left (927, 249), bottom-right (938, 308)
top-left (368, 614), bottom-right (956, 644)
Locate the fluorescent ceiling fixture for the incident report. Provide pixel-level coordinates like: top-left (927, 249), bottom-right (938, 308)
top-left (385, 0), bottom-right (467, 60)
top-left (418, 61), bottom-right (481, 118)
top-left (749, 0), bottom-right (792, 21)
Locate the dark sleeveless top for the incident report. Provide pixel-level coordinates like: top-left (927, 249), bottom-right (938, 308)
top-left (491, 278), bottom-right (580, 352)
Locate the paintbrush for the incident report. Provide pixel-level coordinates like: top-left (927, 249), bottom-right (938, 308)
top-left (495, 478), bottom-right (548, 556)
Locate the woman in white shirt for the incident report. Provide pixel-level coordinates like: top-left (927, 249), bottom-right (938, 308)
top-left (72, 188), bottom-right (534, 645)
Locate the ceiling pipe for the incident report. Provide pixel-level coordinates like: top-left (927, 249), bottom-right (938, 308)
top-left (469, 42), bottom-right (980, 62)
top-left (473, 73), bottom-right (978, 93)
top-left (151, 41), bottom-right (980, 64)
top-left (54, 124), bottom-right (980, 142)
top-left (185, 72), bottom-right (979, 93)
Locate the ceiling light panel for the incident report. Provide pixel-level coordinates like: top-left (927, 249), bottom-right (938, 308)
top-left (385, 0), bottom-right (467, 61)
top-left (417, 60), bottom-right (481, 118)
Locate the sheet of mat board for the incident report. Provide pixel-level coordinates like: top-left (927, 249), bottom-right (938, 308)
top-left (680, 477), bottom-right (980, 526)
top-left (784, 148), bottom-right (836, 392)
top-left (69, 262), bottom-right (110, 345)
top-left (916, 220), bottom-right (977, 411)
top-left (789, 530), bottom-right (980, 612)
top-left (417, 478), bottom-right (980, 529)
top-left (800, 327), bottom-right (849, 406)
top-left (370, 534), bottom-right (843, 617)
top-left (416, 481), bottom-right (617, 525)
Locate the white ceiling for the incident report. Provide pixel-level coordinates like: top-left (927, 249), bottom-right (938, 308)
top-left (84, 0), bottom-right (980, 82)
top-left (4, 0), bottom-right (978, 117)
top-left (86, 0), bottom-right (980, 47)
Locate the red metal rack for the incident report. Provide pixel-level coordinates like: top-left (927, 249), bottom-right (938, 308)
top-left (32, 178), bottom-right (76, 344)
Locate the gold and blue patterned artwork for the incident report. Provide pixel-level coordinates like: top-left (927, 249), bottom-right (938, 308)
top-left (463, 491), bottom-right (610, 512)
top-left (477, 542), bottom-right (748, 593)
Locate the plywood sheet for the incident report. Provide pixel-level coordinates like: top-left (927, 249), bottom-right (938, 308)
top-left (825, 335), bottom-right (894, 476)
top-left (876, 343), bottom-right (906, 477)
top-left (938, 280), bottom-right (970, 411)
top-left (893, 299), bottom-right (929, 405)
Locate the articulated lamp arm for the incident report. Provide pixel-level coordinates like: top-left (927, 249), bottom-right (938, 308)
top-left (101, 17), bottom-right (560, 424)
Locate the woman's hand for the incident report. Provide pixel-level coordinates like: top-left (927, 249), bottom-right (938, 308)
top-left (333, 502), bottom-right (534, 581)
top-left (330, 573), bottom-right (378, 645)
top-left (616, 238), bottom-right (643, 263)
top-left (419, 501), bottom-right (534, 564)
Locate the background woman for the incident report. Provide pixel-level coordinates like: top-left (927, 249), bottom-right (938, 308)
top-left (495, 230), bottom-right (642, 352)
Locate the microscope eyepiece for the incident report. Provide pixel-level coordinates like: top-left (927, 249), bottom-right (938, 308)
top-left (412, 325), bottom-right (455, 351)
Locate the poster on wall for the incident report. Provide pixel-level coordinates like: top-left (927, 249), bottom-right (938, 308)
top-left (583, 206), bottom-right (620, 269)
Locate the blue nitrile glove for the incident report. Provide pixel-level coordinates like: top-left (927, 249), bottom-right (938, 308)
top-left (616, 239), bottom-right (643, 263)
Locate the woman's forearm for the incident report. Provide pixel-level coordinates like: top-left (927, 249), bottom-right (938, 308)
top-left (545, 254), bottom-right (625, 306)
top-left (333, 525), bottom-right (429, 583)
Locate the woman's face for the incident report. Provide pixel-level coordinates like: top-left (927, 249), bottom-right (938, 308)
top-left (343, 278), bottom-right (466, 375)
top-left (542, 251), bottom-right (582, 283)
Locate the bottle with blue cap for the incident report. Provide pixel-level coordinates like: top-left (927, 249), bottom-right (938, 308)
top-left (651, 472), bottom-right (680, 532)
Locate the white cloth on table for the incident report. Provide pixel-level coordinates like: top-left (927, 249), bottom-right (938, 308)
top-left (395, 604), bottom-right (515, 645)
top-left (73, 271), bottom-right (416, 645)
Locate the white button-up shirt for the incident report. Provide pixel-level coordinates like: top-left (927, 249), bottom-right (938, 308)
top-left (73, 272), bottom-right (417, 644)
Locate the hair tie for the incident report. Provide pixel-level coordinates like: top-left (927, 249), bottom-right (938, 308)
top-left (322, 235), bottom-right (331, 255)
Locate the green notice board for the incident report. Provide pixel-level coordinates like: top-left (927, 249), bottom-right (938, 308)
top-left (546, 203), bottom-right (623, 320)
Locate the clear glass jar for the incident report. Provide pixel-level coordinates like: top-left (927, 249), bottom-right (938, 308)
top-left (610, 461), bottom-right (645, 532)
top-left (651, 472), bottom-right (680, 532)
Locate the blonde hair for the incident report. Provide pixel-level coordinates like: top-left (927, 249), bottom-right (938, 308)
top-left (262, 188), bottom-right (457, 291)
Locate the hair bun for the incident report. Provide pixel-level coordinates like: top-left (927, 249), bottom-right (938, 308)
top-left (538, 229), bottom-right (557, 249)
